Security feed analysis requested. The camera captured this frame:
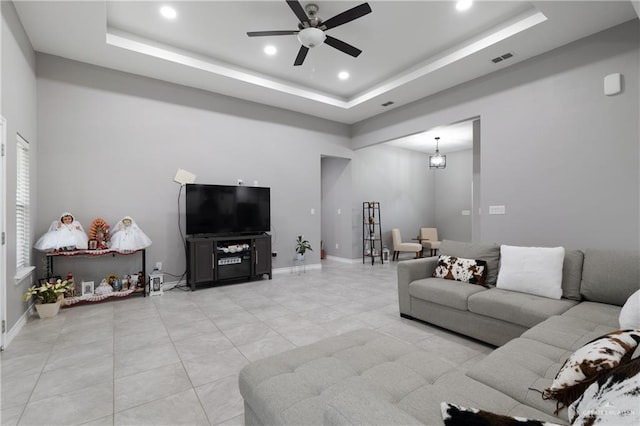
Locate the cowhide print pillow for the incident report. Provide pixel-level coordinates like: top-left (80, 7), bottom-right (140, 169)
top-left (568, 356), bottom-right (640, 425)
top-left (543, 329), bottom-right (640, 411)
top-left (433, 255), bottom-right (488, 287)
top-left (440, 402), bottom-right (563, 426)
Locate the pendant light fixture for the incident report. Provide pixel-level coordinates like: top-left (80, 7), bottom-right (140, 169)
top-left (429, 137), bottom-right (446, 169)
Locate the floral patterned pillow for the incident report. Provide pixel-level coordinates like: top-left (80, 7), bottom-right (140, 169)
top-left (433, 255), bottom-right (488, 287)
top-left (543, 329), bottom-right (640, 411)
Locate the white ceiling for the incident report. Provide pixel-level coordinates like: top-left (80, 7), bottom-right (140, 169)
top-left (13, 1), bottom-right (639, 125)
top-left (386, 119), bottom-right (474, 154)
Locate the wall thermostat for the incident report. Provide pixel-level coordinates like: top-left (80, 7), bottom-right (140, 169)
top-left (604, 73), bottom-right (622, 96)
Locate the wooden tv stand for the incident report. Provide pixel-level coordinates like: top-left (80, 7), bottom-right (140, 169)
top-left (186, 233), bottom-right (272, 291)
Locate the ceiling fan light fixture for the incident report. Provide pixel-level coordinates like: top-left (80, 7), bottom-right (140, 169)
top-left (264, 45), bottom-right (277, 55)
top-left (297, 27), bottom-right (326, 48)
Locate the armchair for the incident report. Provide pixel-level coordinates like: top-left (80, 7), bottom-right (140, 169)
top-left (391, 229), bottom-right (423, 260)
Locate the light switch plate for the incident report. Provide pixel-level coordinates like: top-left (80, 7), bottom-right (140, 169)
top-left (489, 205), bottom-right (506, 215)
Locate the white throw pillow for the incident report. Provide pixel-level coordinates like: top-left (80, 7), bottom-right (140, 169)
top-left (620, 289), bottom-right (640, 329)
top-left (496, 245), bottom-right (565, 299)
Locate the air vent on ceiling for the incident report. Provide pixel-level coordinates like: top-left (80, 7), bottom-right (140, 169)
top-left (491, 52), bottom-right (514, 64)
top-left (381, 101), bottom-right (394, 107)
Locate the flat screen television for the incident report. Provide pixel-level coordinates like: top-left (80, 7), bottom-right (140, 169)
top-left (186, 184), bottom-right (270, 236)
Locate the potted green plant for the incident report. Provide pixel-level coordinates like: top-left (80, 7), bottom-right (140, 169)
top-left (295, 235), bottom-right (312, 260)
top-left (23, 279), bottom-right (71, 318)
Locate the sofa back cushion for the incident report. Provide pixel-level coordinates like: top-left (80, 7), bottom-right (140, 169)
top-left (580, 249), bottom-right (639, 306)
top-left (439, 240), bottom-right (501, 286)
top-left (561, 249), bottom-right (584, 301)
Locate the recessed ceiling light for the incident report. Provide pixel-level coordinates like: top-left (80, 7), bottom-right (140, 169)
top-left (338, 71), bottom-right (350, 80)
top-left (456, 0), bottom-right (473, 12)
top-left (160, 6), bottom-right (177, 20)
top-left (264, 45), bottom-right (277, 56)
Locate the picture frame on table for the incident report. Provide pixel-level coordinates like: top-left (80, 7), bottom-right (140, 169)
top-left (82, 281), bottom-right (94, 296)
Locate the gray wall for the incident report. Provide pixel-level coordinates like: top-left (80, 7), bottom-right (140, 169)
top-left (352, 144), bottom-right (434, 259)
top-left (434, 149), bottom-right (473, 243)
top-left (36, 54), bottom-right (352, 283)
top-left (1, 1), bottom-right (37, 331)
top-left (352, 20), bottom-right (640, 251)
top-left (321, 157), bottom-right (352, 258)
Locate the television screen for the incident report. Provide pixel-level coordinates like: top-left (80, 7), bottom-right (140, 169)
top-left (186, 184), bottom-right (270, 235)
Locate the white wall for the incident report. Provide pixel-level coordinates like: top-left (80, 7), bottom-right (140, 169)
top-left (36, 54), bottom-right (352, 282)
top-left (352, 144), bottom-right (434, 258)
top-left (434, 149), bottom-right (473, 242)
top-left (1, 1), bottom-right (37, 331)
top-left (352, 20), bottom-right (640, 251)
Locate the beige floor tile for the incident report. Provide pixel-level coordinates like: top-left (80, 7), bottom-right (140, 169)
top-left (3, 259), bottom-right (504, 425)
top-left (195, 375), bottom-right (244, 425)
top-left (114, 389), bottom-right (209, 425)
top-left (19, 380), bottom-right (113, 425)
top-left (114, 362), bottom-right (192, 412)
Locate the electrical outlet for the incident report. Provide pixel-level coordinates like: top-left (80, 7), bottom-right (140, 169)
top-left (335, 243), bottom-right (339, 250)
top-left (155, 262), bottom-right (162, 270)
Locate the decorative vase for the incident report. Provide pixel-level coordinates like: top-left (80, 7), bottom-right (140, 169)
top-left (35, 301), bottom-right (61, 318)
top-left (296, 253), bottom-right (305, 261)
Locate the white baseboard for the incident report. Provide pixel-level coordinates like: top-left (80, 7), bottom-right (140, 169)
top-left (273, 263), bottom-right (322, 275)
top-left (325, 255), bottom-right (359, 264)
top-left (4, 303), bottom-right (33, 349)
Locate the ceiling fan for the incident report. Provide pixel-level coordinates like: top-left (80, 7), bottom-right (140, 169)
top-left (247, 0), bottom-right (372, 66)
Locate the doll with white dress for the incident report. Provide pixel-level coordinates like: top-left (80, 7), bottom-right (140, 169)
top-left (34, 212), bottom-right (89, 252)
top-left (110, 216), bottom-right (152, 252)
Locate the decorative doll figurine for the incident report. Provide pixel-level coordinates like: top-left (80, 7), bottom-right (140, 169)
top-left (34, 212), bottom-right (89, 252)
top-left (88, 218), bottom-right (110, 250)
top-left (110, 216), bottom-right (152, 252)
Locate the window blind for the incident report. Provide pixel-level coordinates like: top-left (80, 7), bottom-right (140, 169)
top-left (16, 135), bottom-right (30, 270)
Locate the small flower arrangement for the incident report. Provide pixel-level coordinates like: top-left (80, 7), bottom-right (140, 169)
top-left (23, 279), bottom-right (71, 304)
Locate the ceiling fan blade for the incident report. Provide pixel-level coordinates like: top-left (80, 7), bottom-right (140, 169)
top-left (247, 30), bottom-right (299, 37)
top-left (294, 45), bottom-right (309, 66)
top-left (322, 3), bottom-right (372, 30)
top-left (324, 35), bottom-right (362, 57)
top-left (286, 0), bottom-right (310, 25)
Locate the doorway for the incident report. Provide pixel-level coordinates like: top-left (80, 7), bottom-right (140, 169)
top-left (381, 117), bottom-right (480, 243)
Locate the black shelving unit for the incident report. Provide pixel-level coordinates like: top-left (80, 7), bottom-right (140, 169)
top-left (362, 202), bottom-right (384, 265)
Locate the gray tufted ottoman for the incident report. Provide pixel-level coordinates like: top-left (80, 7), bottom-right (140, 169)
top-left (238, 328), bottom-right (531, 425)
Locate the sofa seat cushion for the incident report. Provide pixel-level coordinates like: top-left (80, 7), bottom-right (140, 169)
top-left (325, 370), bottom-right (565, 426)
top-left (523, 306), bottom-right (621, 351)
top-left (467, 289), bottom-right (578, 328)
top-left (467, 337), bottom-right (573, 419)
top-left (559, 301), bottom-right (622, 329)
top-left (239, 329), bottom-right (458, 425)
top-left (409, 278), bottom-right (487, 311)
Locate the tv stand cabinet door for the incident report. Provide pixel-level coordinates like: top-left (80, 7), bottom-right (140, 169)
top-left (254, 235), bottom-right (272, 278)
top-left (189, 239), bottom-right (215, 287)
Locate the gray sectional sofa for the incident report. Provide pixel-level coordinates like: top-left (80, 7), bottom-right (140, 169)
top-left (397, 241), bottom-right (636, 346)
top-left (239, 242), bottom-right (639, 425)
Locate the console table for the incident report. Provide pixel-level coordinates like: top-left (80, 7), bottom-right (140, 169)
top-left (45, 249), bottom-right (147, 305)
